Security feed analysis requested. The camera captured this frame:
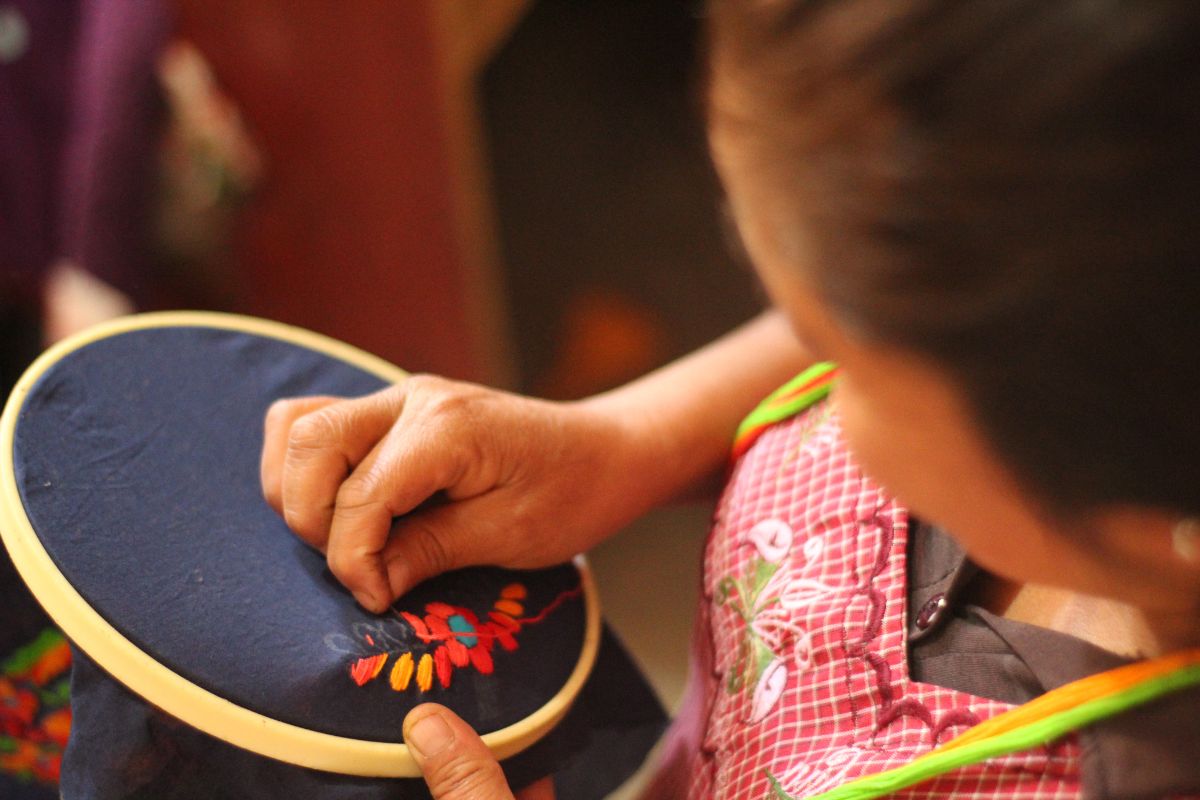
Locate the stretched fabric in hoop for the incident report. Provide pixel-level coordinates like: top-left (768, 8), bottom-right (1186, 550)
top-left (1, 313), bottom-right (665, 799)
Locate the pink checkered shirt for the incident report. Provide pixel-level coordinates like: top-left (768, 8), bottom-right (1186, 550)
top-left (647, 401), bottom-right (1084, 799)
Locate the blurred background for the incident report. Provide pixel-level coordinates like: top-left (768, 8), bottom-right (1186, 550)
top-left (2, 1), bottom-right (768, 795)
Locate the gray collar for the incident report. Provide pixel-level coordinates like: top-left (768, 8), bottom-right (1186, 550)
top-left (907, 521), bottom-right (1200, 799)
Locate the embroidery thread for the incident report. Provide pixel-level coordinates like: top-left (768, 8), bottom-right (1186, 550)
top-left (333, 582), bottom-right (582, 692)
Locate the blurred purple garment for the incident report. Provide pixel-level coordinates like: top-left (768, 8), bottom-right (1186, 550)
top-left (1, 3), bottom-right (171, 798)
top-left (0, 1), bottom-right (77, 304)
top-left (0, 0), bottom-right (172, 304)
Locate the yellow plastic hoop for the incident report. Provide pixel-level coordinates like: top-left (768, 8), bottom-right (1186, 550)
top-left (0, 311), bottom-right (601, 777)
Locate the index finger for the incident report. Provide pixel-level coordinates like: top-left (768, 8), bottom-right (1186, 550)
top-left (261, 396), bottom-right (341, 513)
top-left (277, 388), bottom-right (406, 551)
top-left (325, 412), bottom-right (464, 611)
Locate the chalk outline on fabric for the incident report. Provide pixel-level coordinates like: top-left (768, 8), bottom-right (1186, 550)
top-left (0, 310), bottom-right (602, 778)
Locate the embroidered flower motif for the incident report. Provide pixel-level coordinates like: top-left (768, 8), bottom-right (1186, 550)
top-left (748, 658), bottom-right (788, 724)
top-left (333, 582), bottom-right (582, 693)
top-left (718, 520), bottom-right (797, 701)
top-left (0, 628), bottom-right (73, 785)
top-left (766, 746), bottom-right (860, 798)
top-left (717, 522), bottom-right (837, 722)
top-left (802, 533), bottom-right (824, 563)
top-left (748, 519), bottom-right (793, 564)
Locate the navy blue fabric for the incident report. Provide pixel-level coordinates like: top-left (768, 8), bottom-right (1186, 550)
top-left (13, 328), bottom-right (584, 739)
top-left (7, 325), bottom-right (666, 797)
top-left (61, 625), bottom-right (664, 800)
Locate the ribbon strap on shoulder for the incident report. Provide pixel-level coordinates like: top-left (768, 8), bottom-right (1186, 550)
top-left (732, 362), bottom-right (839, 461)
top-left (769, 648), bottom-right (1200, 800)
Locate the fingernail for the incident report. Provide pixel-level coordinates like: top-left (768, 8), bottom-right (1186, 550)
top-left (407, 712), bottom-right (455, 758)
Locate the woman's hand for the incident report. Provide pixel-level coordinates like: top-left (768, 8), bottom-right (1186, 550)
top-left (261, 375), bottom-right (659, 612)
top-left (404, 704), bottom-right (553, 800)
top-left (261, 311), bottom-right (811, 612)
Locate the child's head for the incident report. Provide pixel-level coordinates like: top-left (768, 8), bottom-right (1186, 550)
top-left (706, 1), bottom-right (1200, 610)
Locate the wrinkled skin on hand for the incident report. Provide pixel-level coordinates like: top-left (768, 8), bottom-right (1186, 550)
top-left (260, 375), bottom-right (652, 613)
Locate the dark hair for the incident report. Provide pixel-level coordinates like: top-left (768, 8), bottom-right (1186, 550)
top-left (708, 0), bottom-right (1200, 517)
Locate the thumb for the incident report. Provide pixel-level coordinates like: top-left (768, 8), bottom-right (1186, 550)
top-left (404, 704), bottom-right (515, 800)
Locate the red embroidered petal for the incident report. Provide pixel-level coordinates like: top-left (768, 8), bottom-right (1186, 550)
top-left (350, 654), bottom-right (387, 686)
top-left (488, 611), bottom-right (519, 631)
top-left (426, 615), bottom-right (451, 641)
top-left (476, 623), bottom-right (496, 651)
top-left (469, 645), bottom-right (494, 675)
top-left (425, 601), bottom-right (456, 618)
top-left (434, 646), bottom-right (452, 688)
top-left (401, 611), bottom-right (430, 640)
top-left (446, 638), bottom-right (470, 667)
top-left (349, 657), bottom-right (371, 686)
top-left (496, 629), bottom-right (518, 651)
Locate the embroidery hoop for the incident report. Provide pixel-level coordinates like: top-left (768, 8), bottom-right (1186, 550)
top-left (0, 311), bottom-right (602, 778)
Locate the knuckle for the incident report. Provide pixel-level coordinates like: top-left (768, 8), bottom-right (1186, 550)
top-left (428, 394), bottom-right (473, 426)
top-left (426, 754), bottom-right (506, 800)
top-left (407, 375), bottom-right (479, 423)
top-left (264, 398), bottom-right (297, 428)
top-left (402, 373), bottom-right (445, 395)
top-left (286, 409), bottom-right (339, 452)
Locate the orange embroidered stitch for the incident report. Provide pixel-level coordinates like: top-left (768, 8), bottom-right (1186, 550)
top-left (416, 653), bottom-right (434, 692)
top-left (390, 653), bottom-right (414, 691)
top-left (500, 583), bottom-right (527, 600)
top-left (493, 599), bottom-right (524, 617)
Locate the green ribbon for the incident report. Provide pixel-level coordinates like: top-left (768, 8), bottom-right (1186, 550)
top-left (769, 663), bottom-right (1200, 800)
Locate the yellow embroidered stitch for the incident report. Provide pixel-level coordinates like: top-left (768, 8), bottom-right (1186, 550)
top-left (416, 653), bottom-right (434, 692)
top-left (390, 652), bottom-right (413, 691)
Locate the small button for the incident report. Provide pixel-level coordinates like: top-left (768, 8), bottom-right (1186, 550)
top-left (915, 593), bottom-right (947, 630)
